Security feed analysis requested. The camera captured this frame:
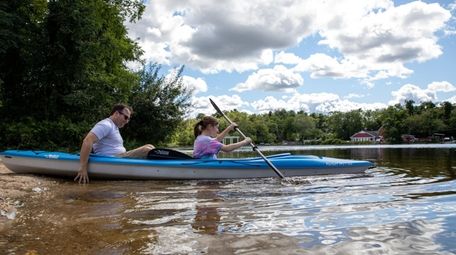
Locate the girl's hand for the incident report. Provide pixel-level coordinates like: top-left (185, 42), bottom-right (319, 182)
top-left (228, 122), bottom-right (238, 131)
top-left (243, 137), bottom-right (252, 145)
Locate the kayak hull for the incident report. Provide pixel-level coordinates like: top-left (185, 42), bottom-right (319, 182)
top-left (0, 150), bottom-right (374, 179)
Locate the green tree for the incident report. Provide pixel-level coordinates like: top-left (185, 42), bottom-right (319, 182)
top-left (441, 101), bottom-right (453, 125)
top-left (380, 105), bottom-right (408, 143)
top-left (169, 118), bottom-right (197, 147)
top-left (292, 114), bottom-right (318, 143)
top-left (40, 0), bottom-right (144, 121)
top-left (327, 110), bottom-right (364, 140)
top-left (0, 0), bottom-right (191, 150)
top-left (124, 65), bottom-right (192, 146)
top-left (405, 110), bottom-right (446, 137)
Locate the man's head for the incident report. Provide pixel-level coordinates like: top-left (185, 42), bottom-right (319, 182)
top-left (110, 104), bottom-right (133, 128)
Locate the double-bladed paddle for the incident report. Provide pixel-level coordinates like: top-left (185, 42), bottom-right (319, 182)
top-left (209, 98), bottom-right (286, 179)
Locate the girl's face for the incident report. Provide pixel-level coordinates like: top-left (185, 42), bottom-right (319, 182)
top-left (207, 123), bottom-right (219, 137)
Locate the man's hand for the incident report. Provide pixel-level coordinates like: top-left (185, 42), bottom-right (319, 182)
top-left (74, 166), bottom-right (89, 184)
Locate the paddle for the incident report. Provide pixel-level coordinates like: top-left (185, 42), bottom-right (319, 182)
top-left (209, 98), bottom-right (286, 179)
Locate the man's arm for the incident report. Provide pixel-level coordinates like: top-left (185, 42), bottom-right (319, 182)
top-left (74, 132), bottom-right (98, 184)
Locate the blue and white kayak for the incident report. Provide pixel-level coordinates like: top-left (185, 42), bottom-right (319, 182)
top-left (0, 150), bottom-right (374, 179)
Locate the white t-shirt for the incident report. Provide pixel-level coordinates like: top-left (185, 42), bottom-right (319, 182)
top-left (91, 118), bottom-right (126, 156)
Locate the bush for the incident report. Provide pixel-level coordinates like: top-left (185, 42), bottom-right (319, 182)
top-left (0, 117), bottom-right (90, 151)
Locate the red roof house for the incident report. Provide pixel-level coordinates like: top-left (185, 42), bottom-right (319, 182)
top-left (350, 130), bottom-right (382, 143)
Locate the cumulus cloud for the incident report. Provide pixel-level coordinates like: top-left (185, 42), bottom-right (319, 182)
top-left (127, 0), bottom-right (318, 73)
top-left (445, 96), bottom-right (456, 104)
top-left (231, 65), bottom-right (303, 92)
top-left (294, 53), bottom-right (367, 79)
top-left (250, 96), bottom-right (309, 113)
top-left (127, 0), bottom-right (451, 83)
top-left (389, 81), bottom-right (456, 105)
top-left (427, 81), bottom-right (456, 92)
top-left (344, 93), bottom-right (365, 99)
top-left (181, 76), bottom-right (208, 95)
top-left (315, 100), bottom-right (387, 113)
top-left (250, 92), bottom-right (385, 113)
top-left (189, 95), bottom-right (249, 118)
top-left (274, 51), bottom-right (303, 65)
top-left (164, 69), bottom-right (207, 95)
top-left (389, 84), bottom-right (436, 105)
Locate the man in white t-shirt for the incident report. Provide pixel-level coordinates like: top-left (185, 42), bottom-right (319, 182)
top-left (74, 104), bottom-right (155, 184)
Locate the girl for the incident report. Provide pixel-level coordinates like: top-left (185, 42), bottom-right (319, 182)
top-left (193, 116), bottom-right (252, 159)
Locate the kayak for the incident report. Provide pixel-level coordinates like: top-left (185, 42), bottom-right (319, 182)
top-left (0, 150), bottom-right (374, 179)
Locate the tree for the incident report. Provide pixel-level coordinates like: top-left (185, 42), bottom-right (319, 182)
top-left (0, 0), bottom-right (48, 119)
top-left (405, 111), bottom-right (446, 137)
top-left (405, 100), bottom-right (415, 115)
top-left (441, 101), bottom-right (453, 125)
top-left (380, 105), bottom-right (408, 143)
top-left (327, 110), bottom-right (364, 140)
top-left (0, 0), bottom-right (192, 150)
top-left (292, 114), bottom-right (317, 143)
top-left (124, 65), bottom-right (191, 146)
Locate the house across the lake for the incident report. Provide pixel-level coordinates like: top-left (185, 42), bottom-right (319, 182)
top-left (350, 130), bottom-right (383, 143)
top-left (223, 136), bottom-right (240, 145)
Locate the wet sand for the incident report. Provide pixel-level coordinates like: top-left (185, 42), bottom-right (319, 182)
top-left (0, 161), bottom-right (56, 225)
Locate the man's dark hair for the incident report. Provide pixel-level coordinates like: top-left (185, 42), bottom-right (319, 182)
top-left (110, 104), bottom-right (133, 115)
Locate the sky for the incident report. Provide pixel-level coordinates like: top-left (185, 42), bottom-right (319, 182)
top-left (126, 0), bottom-right (456, 118)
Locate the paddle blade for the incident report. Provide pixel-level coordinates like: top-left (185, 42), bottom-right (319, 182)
top-left (209, 98), bottom-right (222, 114)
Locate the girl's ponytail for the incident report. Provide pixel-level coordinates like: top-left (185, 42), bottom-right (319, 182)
top-left (194, 120), bottom-right (204, 138)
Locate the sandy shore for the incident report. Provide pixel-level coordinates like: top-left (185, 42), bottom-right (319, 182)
top-left (0, 161), bottom-right (56, 222)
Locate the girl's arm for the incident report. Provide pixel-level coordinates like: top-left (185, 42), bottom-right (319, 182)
top-left (220, 137), bottom-right (252, 152)
top-left (215, 123), bottom-right (237, 142)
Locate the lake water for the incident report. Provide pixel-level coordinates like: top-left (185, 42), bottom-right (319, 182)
top-left (1, 145), bottom-right (456, 254)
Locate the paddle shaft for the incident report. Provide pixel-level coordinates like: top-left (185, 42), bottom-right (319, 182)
top-left (209, 99), bottom-right (285, 179)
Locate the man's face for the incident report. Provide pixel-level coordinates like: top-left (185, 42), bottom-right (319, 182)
top-left (115, 108), bottom-right (131, 128)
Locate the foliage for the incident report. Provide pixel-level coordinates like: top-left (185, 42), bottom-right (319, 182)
top-left (171, 101), bottom-right (456, 146)
top-left (0, 0), bottom-right (190, 150)
top-left (0, 117), bottom-right (90, 151)
top-left (124, 65), bottom-right (192, 147)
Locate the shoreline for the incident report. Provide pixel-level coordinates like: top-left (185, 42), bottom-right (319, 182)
top-left (0, 161), bottom-right (56, 224)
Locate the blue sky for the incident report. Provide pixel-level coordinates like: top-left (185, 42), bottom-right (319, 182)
top-left (127, 0), bottom-right (456, 117)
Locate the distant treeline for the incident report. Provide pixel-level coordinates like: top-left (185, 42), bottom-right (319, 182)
top-left (0, 0), bottom-right (191, 151)
top-left (171, 100), bottom-right (456, 146)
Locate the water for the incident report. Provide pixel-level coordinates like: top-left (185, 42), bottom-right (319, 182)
top-left (1, 146), bottom-right (456, 254)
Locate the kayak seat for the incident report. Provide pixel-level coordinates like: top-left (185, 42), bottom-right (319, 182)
top-left (147, 148), bottom-right (193, 160)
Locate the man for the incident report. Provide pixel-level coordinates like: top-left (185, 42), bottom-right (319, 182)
top-left (74, 104), bottom-right (154, 184)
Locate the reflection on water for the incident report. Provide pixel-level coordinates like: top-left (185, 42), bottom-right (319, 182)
top-left (0, 147), bottom-right (455, 254)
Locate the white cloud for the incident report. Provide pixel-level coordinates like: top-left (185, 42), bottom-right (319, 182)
top-left (344, 93), bottom-right (365, 99)
top-left (250, 96), bottom-right (308, 113)
top-left (127, 0), bottom-right (317, 73)
top-left (274, 51), bottom-right (303, 65)
top-left (189, 95), bottom-right (249, 118)
top-left (389, 81), bottom-right (456, 105)
top-left (389, 83), bottom-right (436, 105)
top-left (319, 1), bottom-right (450, 62)
top-left (164, 69), bottom-right (207, 94)
top-left (128, 0), bottom-right (450, 77)
top-left (251, 92), bottom-right (385, 113)
top-left (231, 65), bottom-right (303, 93)
top-left (427, 81), bottom-right (456, 92)
top-left (294, 53), bottom-right (367, 79)
top-left (445, 96), bottom-right (456, 104)
top-left (181, 76), bottom-right (208, 95)
top-left (316, 100), bottom-right (387, 113)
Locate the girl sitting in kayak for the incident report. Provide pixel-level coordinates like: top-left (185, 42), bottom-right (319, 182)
top-left (193, 116), bottom-right (252, 159)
